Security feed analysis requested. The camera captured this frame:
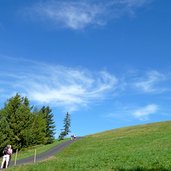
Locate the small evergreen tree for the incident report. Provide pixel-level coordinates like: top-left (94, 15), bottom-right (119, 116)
top-left (59, 112), bottom-right (71, 140)
top-left (64, 112), bottom-right (71, 136)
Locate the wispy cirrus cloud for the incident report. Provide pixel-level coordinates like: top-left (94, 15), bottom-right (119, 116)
top-left (0, 57), bottom-right (118, 111)
top-left (26, 0), bottom-right (152, 30)
top-left (106, 103), bottom-right (159, 121)
top-left (27, 1), bottom-right (106, 30)
top-left (1, 56), bottom-right (169, 116)
top-left (133, 70), bottom-right (167, 93)
top-left (132, 104), bottom-right (158, 120)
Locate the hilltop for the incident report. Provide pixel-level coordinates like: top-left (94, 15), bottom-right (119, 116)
top-left (7, 121), bottom-right (171, 171)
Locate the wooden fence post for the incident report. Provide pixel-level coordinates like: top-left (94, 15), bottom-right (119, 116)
top-left (14, 149), bottom-right (18, 166)
top-left (34, 149), bottom-right (37, 163)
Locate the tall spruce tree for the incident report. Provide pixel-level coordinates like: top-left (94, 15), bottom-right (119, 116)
top-left (59, 112), bottom-right (71, 140)
top-left (64, 112), bottom-right (71, 136)
top-left (40, 106), bottom-right (55, 144)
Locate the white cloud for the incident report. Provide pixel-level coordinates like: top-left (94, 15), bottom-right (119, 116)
top-left (134, 70), bottom-right (166, 93)
top-left (31, 1), bottom-right (106, 30)
top-left (132, 104), bottom-right (158, 120)
top-left (27, 0), bottom-right (151, 30)
top-left (104, 102), bottom-right (159, 122)
top-left (0, 57), bottom-right (118, 111)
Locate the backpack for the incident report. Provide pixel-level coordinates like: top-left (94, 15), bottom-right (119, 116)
top-left (3, 147), bottom-right (8, 155)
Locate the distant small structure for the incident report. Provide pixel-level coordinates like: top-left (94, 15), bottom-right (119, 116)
top-left (71, 134), bottom-right (76, 140)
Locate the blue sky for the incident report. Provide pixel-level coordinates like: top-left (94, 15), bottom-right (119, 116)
top-left (0, 0), bottom-right (171, 137)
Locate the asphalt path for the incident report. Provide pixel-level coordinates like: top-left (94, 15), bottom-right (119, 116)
top-left (9, 138), bottom-right (81, 167)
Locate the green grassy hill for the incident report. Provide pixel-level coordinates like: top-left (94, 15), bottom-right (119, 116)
top-left (8, 121), bottom-right (171, 171)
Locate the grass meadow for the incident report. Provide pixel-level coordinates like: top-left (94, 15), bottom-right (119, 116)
top-left (6, 121), bottom-right (171, 171)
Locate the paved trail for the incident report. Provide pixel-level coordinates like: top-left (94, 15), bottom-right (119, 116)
top-left (10, 138), bottom-right (81, 167)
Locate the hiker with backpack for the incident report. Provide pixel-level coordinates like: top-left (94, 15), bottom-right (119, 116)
top-left (1, 145), bottom-right (13, 169)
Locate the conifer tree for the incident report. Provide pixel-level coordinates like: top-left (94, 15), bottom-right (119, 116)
top-left (63, 112), bottom-right (71, 136)
top-left (59, 112), bottom-right (71, 140)
top-left (29, 109), bottom-right (47, 145)
top-left (40, 106), bottom-right (55, 144)
top-left (3, 94), bottom-right (33, 149)
top-left (0, 93), bottom-right (56, 150)
top-left (0, 112), bottom-right (10, 153)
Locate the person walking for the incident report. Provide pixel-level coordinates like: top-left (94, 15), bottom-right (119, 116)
top-left (7, 145), bottom-right (12, 167)
top-left (1, 145), bottom-right (13, 169)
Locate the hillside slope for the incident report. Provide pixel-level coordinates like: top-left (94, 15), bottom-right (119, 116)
top-left (8, 121), bottom-right (171, 171)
